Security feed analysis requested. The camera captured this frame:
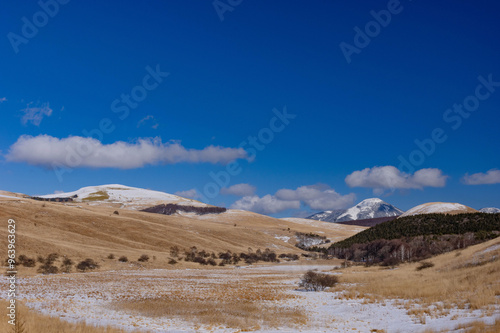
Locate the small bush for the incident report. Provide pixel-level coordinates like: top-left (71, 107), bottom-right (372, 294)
top-left (299, 270), bottom-right (338, 291)
top-left (138, 254), bottom-right (150, 262)
top-left (113, 210), bottom-right (119, 215)
top-left (416, 261), bottom-right (435, 271)
top-left (37, 255), bottom-right (45, 263)
top-left (118, 256), bottom-right (128, 262)
top-left (18, 255), bottom-right (36, 267)
top-left (76, 259), bottom-right (99, 272)
top-left (61, 258), bottom-right (74, 273)
top-left (168, 259), bottom-right (177, 265)
top-left (107, 253), bottom-right (115, 259)
top-left (37, 263), bottom-right (59, 275)
top-left (46, 253), bottom-right (59, 265)
top-left (170, 246), bottom-right (180, 258)
top-left (207, 258), bottom-right (217, 266)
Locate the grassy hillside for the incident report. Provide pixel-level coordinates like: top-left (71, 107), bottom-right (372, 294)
top-left (0, 197), bottom-right (365, 274)
top-left (332, 236), bottom-right (500, 329)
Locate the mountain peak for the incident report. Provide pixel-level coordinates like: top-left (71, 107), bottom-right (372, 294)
top-left (358, 198), bottom-right (384, 205)
top-left (480, 207), bottom-right (500, 214)
top-left (307, 198), bottom-right (403, 223)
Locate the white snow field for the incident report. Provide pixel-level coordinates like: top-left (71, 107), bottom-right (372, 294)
top-left (3, 264), bottom-right (497, 333)
top-left (400, 202), bottom-right (477, 217)
top-left (38, 184), bottom-right (207, 209)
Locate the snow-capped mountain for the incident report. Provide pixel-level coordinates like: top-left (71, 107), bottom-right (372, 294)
top-left (38, 184), bottom-right (207, 209)
top-left (400, 202), bottom-right (477, 217)
top-left (307, 198), bottom-right (404, 223)
top-left (480, 207), bottom-right (500, 214)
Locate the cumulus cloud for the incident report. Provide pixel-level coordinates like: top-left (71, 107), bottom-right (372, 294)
top-left (230, 184), bottom-right (355, 215)
top-left (21, 103), bottom-right (53, 126)
top-left (345, 166), bottom-right (448, 192)
top-left (0, 97), bottom-right (6, 103)
top-left (220, 183), bottom-right (256, 196)
top-left (462, 169), bottom-right (500, 185)
top-left (174, 189), bottom-right (199, 199)
top-left (5, 135), bottom-right (248, 169)
top-left (230, 195), bottom-right (300, 215)
top-left (275, 184), bottom-right (356, 210)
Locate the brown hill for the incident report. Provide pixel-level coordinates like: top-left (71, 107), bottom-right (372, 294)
top-left (0, 195), bottom-right (365, 271)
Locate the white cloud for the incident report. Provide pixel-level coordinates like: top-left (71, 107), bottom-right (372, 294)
top-left (174, 189), bottom-right (199, 199)
top-left (220, 183), bottom-right (256, 196)
top-left (0, 97), bottom-right (7, 103)
top-left (275, 184), bottom-right (356, 210)
top-left (462, 169), bottom-right (500, 185)
top-left (137, 115), bottom-right (159, 129)
top-left (230, 184), bottom-right (355, 215)
top-left (5, 135), bottom-right (248, 169)
top-left (231, 195), bottom-right (300, 215)
top-left (21, 102), bottom-right (52, 126)
top-left (345, 166), bottom-right (448, 192)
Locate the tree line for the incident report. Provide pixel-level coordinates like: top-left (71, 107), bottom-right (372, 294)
top-left (328, 213), bottom-right (500, 266)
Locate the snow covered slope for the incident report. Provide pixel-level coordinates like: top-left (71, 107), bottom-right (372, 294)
top-left (480, 207), bottom-right (500, 214)
top-left (400, 202), bottom-right (477, 217)
top-left (38, 184), bottom-right (207, 209)
top-left (308, 198), bottom-right (404, 223)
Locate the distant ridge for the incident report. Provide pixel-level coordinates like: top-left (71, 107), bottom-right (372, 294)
top-left (400, 202), bottom-right (477, 217)
top-left (308, 198), bottom-right (404, 223)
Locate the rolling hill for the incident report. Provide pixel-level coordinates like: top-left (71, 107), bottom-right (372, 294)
top-left (0, 185), bottom-right (365, 272)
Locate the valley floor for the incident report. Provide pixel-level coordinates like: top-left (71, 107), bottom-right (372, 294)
top-left (1, 260), bottom-right (498, 333)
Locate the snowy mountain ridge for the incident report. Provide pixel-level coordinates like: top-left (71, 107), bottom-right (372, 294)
top-left (400, 202), bottom-right (478, 217)
top-left (307, 198), bottom-right (404, 223)
top-left (38, 184), bottom-right (207, 209)
top-left (479, 207), bottom-right (500, 214)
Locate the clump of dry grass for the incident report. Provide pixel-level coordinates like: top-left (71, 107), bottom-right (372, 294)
top-left (0, 301), bottom-right (129, 333)
top-left (114, 281), bottom-right (306, 330)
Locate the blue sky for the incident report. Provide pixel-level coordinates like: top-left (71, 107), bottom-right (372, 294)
top-left (1, 0), bottom-right (499, 217)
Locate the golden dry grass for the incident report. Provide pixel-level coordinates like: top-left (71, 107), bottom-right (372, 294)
top-left (0, 300), bottom-right (131, 333)
top-left (0, 197), bottom-right (363, 274)
top-left (332, 237), bottom-right (500, 315)
top-left (114, 275), bottom-right (306, 330)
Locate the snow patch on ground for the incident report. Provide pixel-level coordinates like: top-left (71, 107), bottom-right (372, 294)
top-left (1, 265), bottom-right (497, 333)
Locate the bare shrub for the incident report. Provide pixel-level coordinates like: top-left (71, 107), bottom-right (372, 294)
top-left (113, 210), bottom-right (119, 215)
top-left (37, 253), bottom-right (60, 274)
top-left (170, 246), bottom-right (180, 258)
top-left (18, 255), bottom-right (36, 268)
top-left (107, 253), bottom-right (115, 259)
top-left (46, 253), bottom-right (59, 265)
top-left (168, 259), bottom-right (177, 265)
top-left (299, 270), bottom-right (338, 291)
top-left (76, 259), bottom-right (99, 272)
top-left (138, 254), bottom-right (150, 262)
top-left (60, 258), bottom-right (74, 273)
top-left (118, 256), bottom-right (128, 262)
top-left (37, 263), bottom-right (59, 275)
